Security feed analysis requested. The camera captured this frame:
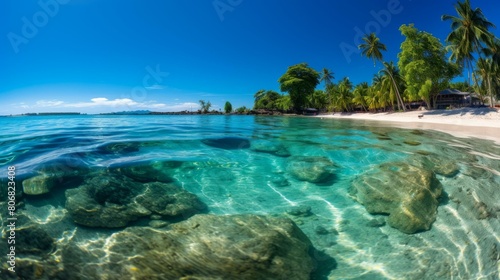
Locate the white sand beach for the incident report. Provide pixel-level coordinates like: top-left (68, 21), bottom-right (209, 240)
top-left (317, 107), bottom-right (500, 144)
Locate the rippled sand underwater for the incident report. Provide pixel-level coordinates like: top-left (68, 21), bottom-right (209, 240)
top-left (1, 115), bottom-right (499, 279)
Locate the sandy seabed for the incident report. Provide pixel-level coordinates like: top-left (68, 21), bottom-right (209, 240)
top-left (317, 107), bottom-right (500, 144)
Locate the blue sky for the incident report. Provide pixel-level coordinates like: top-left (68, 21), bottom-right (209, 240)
top-left (1, 0), bottom-right (499, 115)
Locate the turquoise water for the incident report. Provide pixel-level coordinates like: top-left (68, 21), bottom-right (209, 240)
top-left (1, 115), bottom-right (499, 279)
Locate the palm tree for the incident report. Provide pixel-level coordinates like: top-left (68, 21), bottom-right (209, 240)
top-left (442, 0), bottom-right (495, 90)
top-left (253, 89), bottom-right (266, 102)
top-left (380, 62), bottom-right (405, 111)
top-left (309, 90), bottom-right (327, 110)
top-left (320, 68), bottom-right (335, 87)
top-left (320, 68), bottom-right (335, 110)
top-left (352, 82), bottom-right (369, 112)
top-left (365, 88), bottom-right (379, 112)
top-left (359, 33), bottom-right (405, 111)
top-left (332, 77), bottom-right (353, 112)
top-left (476, 58), bottom-right (498, 107)
top-left (359, 33), bottom-right (386, 67)
top-left (483, 38), bottom-right (500, 66)
top-left (482, 38), bottom-right (500, 107)
top-left (370, 73), bottom-right (390, 111)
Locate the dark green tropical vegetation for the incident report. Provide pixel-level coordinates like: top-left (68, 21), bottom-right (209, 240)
top-left (252, 0), bottom-right (499, 113)
top-left (235, 106), bottom-right (249, 114)
top-left (253, 90), bottom-right (281, 110)
top-left (198, 100), bottom-right (212, 113)
top-left (278, 63), bottom-right (320, 112)
top-left (224, 101), bottom-right (232, 113)
top-left (398, 24), bottom-right (460, 109)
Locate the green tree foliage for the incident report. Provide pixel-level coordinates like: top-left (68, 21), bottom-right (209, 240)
top-left (398, 24), bottom-right (460, 109)
top-left (224, 101), bottom-right (232, 113)
top-left (309, 90), bottom-right (328, 110)
top-left (253, 90), bottom-right (281, 110)
top-left (275, 95), bottom-right (292, 112)
top-left (380, 62), bottom-right (406, 110)
top-left (475, 58), bottom-right (500, 106)
top-left (449, 81), bottom-right (470, 92)
top-left (352, 82), bottom-right (369, 112)
top-left (367, 73), bottom-right (391, 111)
top-left (320, 68), bottom-right (335, 108)
top-left (331, 77), bottom-right (353, 112)
top-left (278, 63), bottom-right (320, 112)
top-left (198, 100), bottom-right (212, 113)
top-left (359, 33), bottom-right (406, 111)
top-left (253, 89), bottom-right (266, 102)
top-left (442, 0), bottom-right (495, 89)
top-left (235, 106), bottom-right (249, 113)
top-left (481, 38), bottom-right (500, 105)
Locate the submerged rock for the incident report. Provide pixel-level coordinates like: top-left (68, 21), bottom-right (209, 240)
top-left (20, 158), bottom-right (90, 196)
top-left (149, 220), bottom-right (169, 228)
top-left (271, 176), bottom-right (291, 187)
top-left (351, 162), bottom-right (442, 234)
top-left (286, 156), bottom-right (336, 184)
top-left (113, 161), bottom-right (181, 183)
top-left (202, 137), bottom-right (251, 150)
top-left (366, 218), bottom-right (386, 228)
top-left (403, 140), bottom-right (422, 146)
top-left (411, 130), bottom-right (425, 135)
top-left (98, 141), bottom-right (140, 154)
top-left (413, 156), bottom-right (460, 177)
top-left (65, 174), bottom-right (206, 227)
top-left (61, 214), bottom-right (317, 279)
top-left (251, 140), bottom-right (291, 157)
top-left (287, 205), bottom-right (313, 217)
top-left (22, 175), bottom-right (59, 195)
top-left (15, 226), bottom-right (54, 255)
top-left (314, 225), bottom-right (331, 235)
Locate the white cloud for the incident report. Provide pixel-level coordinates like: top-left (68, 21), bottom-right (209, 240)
top-left (146, 103), bottom-right (168, 109)
top-left (167, 102), bottom-right (199, 111)
top-left (17, 98), bottom-right (201, 113)
top-left (35, 100), bottom-right (65, 107)
top-left (65, 98), bottom-right (139, 108)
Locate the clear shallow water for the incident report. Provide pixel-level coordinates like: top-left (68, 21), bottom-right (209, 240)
top-left (1, 115), bottom-right (499, 279)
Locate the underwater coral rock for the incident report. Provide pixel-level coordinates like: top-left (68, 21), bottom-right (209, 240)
top-left (15, 226), bottom-right (54, 255)
top-left (201, 137), bottom-right (251, 150)
top-left (22, 175), bottom-right (58, 195)
top-left (286, 156), bottom-right (336, 184)
top-left (113, 161), bottom-right (181, 183)
top-left (351, 162), bottom-right (442, 234)
top-left (61, 214), bottom-right (316, 279)
top-left (251, 140), bottom-right (291, 157)
top-left (287, 205), bottom-right (313, 217)
top-left (65, 174), bottom-right (206, 227)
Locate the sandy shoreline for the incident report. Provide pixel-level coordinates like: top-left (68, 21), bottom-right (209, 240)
top-left (316, 107), bottom-right (500, 144)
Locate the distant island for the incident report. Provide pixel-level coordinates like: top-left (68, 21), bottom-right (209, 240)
top-left (22, 112), bottom-right (83, 116)
top-left (3, 109), bottom-right (283, 117)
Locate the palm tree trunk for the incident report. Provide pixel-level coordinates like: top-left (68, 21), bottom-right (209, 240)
top-left (385, 66), bottom-right (406, 112)
top-left (488, 75), bottom-right (494, 107)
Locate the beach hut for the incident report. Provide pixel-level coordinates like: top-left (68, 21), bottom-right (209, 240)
top-left (303, 108), bottom-right (318, 116)
top-left (436, 89), bottom-right (471, 109)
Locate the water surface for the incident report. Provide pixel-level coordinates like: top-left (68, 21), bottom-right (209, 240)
top-left (1, 115), bottom-right (499, 279)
